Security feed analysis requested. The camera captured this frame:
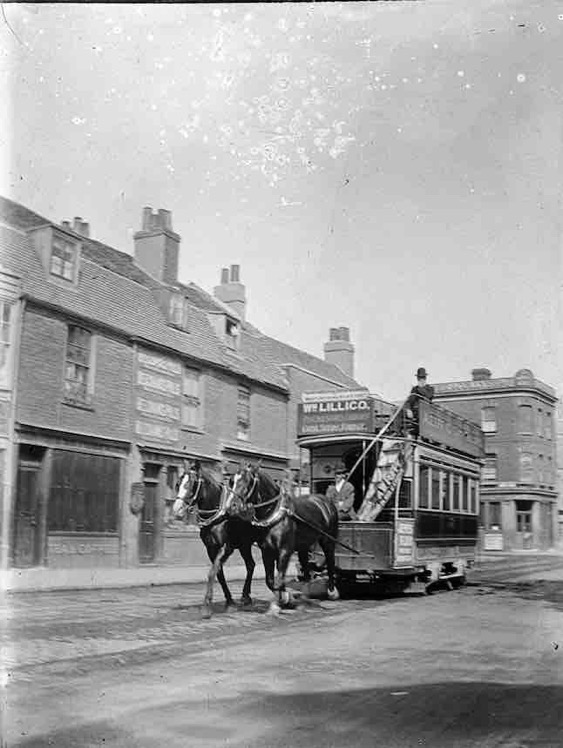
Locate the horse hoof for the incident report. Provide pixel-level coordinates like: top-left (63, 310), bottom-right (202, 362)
top-left (240, 596), bottom-right (252, 608)
top-left (280, 590), bottom-right (291, 606)
top-left (267, 601), bottom-right (281, 616)
top-left (327, 587), bottom-right (340, 601)
top-left (201, 606), bottom-right (213, 619)
top-left (225, 602), bottom-right (237, 613)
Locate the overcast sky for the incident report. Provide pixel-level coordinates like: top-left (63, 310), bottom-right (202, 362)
top-left (3, 1), bottom-right (562, 400)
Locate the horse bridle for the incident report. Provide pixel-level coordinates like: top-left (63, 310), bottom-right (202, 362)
top-left (238, 469), bottom-right (280, 513)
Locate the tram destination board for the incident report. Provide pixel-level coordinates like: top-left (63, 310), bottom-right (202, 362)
top-left (297, 391), bottom-right (375, 436)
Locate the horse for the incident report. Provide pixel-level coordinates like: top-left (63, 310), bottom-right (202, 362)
top-left (172, 461), bottom-right (257, 619)
top-left (231, 463), bottom-right (340, 614)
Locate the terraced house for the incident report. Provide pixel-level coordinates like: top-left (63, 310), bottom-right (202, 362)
top-left (0, 197), bottom-right (364, 579)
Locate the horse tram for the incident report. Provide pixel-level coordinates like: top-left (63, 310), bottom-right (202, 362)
top-left (296, 389), bottom-right (484, 595)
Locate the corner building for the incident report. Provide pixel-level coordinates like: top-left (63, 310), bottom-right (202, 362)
top-left (433, 368), bottom-right (558, 552)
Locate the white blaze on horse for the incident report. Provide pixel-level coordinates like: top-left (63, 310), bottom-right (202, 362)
top-left (173, 461), bottom-right (256, 618)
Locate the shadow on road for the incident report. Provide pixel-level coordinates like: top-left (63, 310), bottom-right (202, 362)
top-left (15, 681), bottom-right (563, 748)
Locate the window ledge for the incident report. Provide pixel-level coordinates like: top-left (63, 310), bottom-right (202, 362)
top-left (62, 398), bottom-right (95, 412)
top-left (181, 426), bottom-right (205, 435)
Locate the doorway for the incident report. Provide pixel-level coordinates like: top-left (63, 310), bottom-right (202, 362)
top-left (139, 464), bottom-right (160, 563)
top-left (12, 446), bottom-right (45, 567)
top-left (516, 500), bottom-right (534, 550)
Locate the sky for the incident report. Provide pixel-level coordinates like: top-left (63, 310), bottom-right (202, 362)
top-left (2, 1), bottom-right (562, 401)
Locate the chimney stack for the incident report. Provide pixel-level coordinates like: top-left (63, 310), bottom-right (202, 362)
top-left (324, 326), bottom-right (354, 378)
top-left (213, 264), bottom-right (246, 320)
top-left (61, 217), bottom-right (90, 237)
top-left (472, 368), bottom-right (492, 381)
top-left (134, 206), bottom-right (180, 285)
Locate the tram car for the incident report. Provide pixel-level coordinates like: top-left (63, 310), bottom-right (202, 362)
top-left (296, 389), bottom-right (484, 594)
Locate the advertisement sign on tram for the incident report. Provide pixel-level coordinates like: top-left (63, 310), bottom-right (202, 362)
top-left (297, 390), bottom-right (374, 436)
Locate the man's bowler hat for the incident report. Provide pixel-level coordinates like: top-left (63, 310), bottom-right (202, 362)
top-left (416, 367), bottom-right (428, 379)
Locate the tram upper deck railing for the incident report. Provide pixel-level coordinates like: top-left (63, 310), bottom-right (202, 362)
top-left (297, 390), bottom-right (484, 459)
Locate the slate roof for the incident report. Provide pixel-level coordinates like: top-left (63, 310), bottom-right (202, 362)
top-left (0, 195), bottom-right (363, 393)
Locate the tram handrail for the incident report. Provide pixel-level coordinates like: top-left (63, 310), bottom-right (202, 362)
top-left (344, 396), bottom-right (411, 484)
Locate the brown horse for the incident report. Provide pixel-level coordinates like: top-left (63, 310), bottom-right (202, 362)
top-left (173, 461), bottom-right (256, 618)
top-left (231, 463), bottom-right (340, 613)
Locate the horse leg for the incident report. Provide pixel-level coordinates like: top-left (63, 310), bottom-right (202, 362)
top-left (239, 542), bottom-right (256, 607)
top-left (297, 547), bottom-right (311, 599)
top-left (203, 544), bottom-right (233, 618)
top-left (262, 546), bottom-right (281, 616)
top-left (205, 540), bottom-right (235, 610)
top-left (274, 547), bottom-right (295, 610)
top-left (320, 537), bottom-right (340, 601)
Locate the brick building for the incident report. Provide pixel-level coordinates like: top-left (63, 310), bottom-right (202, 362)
top-left (0, 197), bottom-right (364, 574)
top-left (433, 368), bottom-right (558, 552)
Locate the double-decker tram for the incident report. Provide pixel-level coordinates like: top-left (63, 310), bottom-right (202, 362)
top-left (296, 389), bottom-right (484, 593)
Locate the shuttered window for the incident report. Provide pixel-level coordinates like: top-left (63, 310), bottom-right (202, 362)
top-left (182, 367), bottom-right (201, 429)
top-left (48, 451), bottom-right (120, 533)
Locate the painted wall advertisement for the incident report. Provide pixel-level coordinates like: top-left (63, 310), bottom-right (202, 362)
top-left (297, 390), bottom-right (374, 437)
top-left (135, 350), bottom-right (182, 445)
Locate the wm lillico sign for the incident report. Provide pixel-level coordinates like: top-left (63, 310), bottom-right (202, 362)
top-left (297, 390), bottom-right (374, 436)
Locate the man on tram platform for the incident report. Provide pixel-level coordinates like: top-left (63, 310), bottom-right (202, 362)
top-left (326, 463), bottom-right (356, 521)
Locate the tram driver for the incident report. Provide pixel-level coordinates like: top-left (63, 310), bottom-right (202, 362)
top-left (326, 463), bottom-right (356, 521)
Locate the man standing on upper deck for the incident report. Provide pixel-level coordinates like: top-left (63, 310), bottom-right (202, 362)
top-left (406, 367), bottom-right (435, 432)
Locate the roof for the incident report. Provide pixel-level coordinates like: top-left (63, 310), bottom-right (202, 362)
top-left (0, 195), bottom-right (364, 394)
top-left (0, 197), bottom-right (287, 390)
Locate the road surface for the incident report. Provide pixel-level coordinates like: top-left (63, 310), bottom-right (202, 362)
top-left (5, 553), bottom-right (563, 747)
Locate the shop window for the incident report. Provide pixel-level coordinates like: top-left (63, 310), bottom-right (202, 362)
top-left (482, 454), bottom-right (497, 483)
top-left (48, 451), bottom-right (119, 533)
top-left (419, 466), bottom-right (429, 509)
top-left (518, 404), bottom-right (533, 434)
top-left (64, 325), bottom-right (94, 406)
top-left (237, 385), bottom-right (250, 441)
top-left (182, 367), bottom-right (202, 430)
top-left (481, 407), bottom-right (497, 433)
top-left (487, 501), bottom-right (502, 530)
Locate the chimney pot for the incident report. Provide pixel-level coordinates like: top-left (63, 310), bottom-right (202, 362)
top-left (62, 220), bottom-right (70, 229)
top-left (230, 264), bottom-right (240, 283)
top-left (142, 207), bottom-right (153, 231)
top-left (221, 267), bottom-right (229, 284)
top-left (472, 368), bottom-right (492, 381)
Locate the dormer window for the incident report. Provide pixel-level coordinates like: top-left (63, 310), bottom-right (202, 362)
top-left (226, 319), bottom-right (239, 349)
top-left (169, 292), bottom-right (189, 330)
top-left (50, 234), bottom-right (78, 281)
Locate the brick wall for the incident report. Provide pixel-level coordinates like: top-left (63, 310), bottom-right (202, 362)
top-left (17, 305), bottom-right (132, 441)
top-left (437, 395), bottom-right (557, 489)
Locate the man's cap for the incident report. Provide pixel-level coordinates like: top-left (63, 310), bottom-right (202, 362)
top-left (334, 462), bottom-right (347, 474)
top-left (416, 367), bottom-right (428, 379)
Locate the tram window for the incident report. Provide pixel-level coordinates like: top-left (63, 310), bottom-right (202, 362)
top-left (442, 472), bottom-right (451, 512)
top-left (398, 480), bottom-right (412, 508)
top-left (431, 471), bottom-right (441, 510)
top-left (469, 480), bottom-right (477, 514)
top-left (452, 475), bottom-right (461, 512)
top-left (461, 476), bottom-right (469, 512)
top-left (419, 466), bottom-right (429, 508)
